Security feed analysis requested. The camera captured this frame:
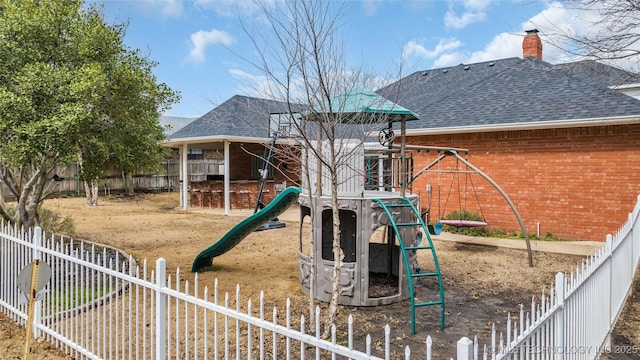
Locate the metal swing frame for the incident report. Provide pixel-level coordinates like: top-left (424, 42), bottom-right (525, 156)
top-left (405, 146), bottom-right (534, 267)
top-left (438, 154), bottom-right (488, 227)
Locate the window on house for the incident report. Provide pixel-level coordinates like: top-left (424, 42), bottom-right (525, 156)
top-left (187, 148), bottom-right (204, 160)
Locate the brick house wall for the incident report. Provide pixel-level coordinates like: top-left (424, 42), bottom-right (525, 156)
top-left (178, 143), bottom-right (299, 208)
top-left (408, 123), bottom-right (640, 241)
top-left (227, 143), bottom-right (300, 183)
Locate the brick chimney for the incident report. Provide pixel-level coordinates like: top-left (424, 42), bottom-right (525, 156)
top-left (523, 29), bottom-right (542, 60)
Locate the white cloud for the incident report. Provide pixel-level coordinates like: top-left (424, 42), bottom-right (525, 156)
top-left (444, 9), bottom-right (486, 30)
top-left (467, 32), bottom-right (521, 63)
top-left (433, 52), bottom-right (465, 68)
top-left (522, 2), bottom-right (590, 63)
top-left (188, 29), bottom-right (235, 63)
top-left (133, 0), bottom-right (184, 18)
top-left (361, 0), bottom-right (378, 16)
top-left (441, 2), bottom-right (574, 64)
top-left (228, 68), bottom-right (308, 101)
top-left (229, 68), bottom-right (388, 103)
top-left (195, 0), bottom-right (276, 17)
top-left (443, 0), bottom-right (493, 30)
top-left (524, 2), bottom-right (577, 35)
top-left (403, 38), bottom-right (463, 60)
top-left (159, 0), bottom-right (183, 17)
top-left (527, 2), bottom-right (640, 70)
top-left (229, 69), bottom-right (274, 98)
top-left (450, 1), bottom-right (623, 66)
top-left (463, 0), bottom-right (492, 11)
top-left (450, 3), bottom-right (584, 65)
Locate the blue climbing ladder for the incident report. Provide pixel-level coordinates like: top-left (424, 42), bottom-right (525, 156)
top-left (372, 197), bottom-right (445, 334)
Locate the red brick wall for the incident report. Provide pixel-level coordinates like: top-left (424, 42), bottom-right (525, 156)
top-left (409, 124), bottom-right (640, 241)
top-left (228, 143), bottom-right (253, 180)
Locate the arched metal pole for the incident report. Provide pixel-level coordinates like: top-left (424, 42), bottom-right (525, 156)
top-left (408, 146), bottom-right (533, 266)
top-left (447, 150), bottom-right (533, 267)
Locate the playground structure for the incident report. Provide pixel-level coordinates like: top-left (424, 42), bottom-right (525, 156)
top-left (191, 111), bottom-right (448, 333)
top-left (190, 132), bottom-right (535, 334)
top-left (296, 138), bottom-right (445, 334)
top-left (191, 90), bottom-right (532, 334)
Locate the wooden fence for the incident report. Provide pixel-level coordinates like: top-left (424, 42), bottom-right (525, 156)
top-left (27, 159), bottom-right (224, 197)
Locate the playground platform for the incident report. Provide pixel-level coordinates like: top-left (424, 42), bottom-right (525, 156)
top-left (186, 205), bottom-right (603, 257)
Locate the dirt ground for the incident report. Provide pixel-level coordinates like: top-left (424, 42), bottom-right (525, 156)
top-left (2, 192), bottom-right (639, 359)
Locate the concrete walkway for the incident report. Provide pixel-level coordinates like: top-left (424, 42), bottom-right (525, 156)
top-left (431, 232), bottom-right (602, 256)
top-left (187, 204), bottom-right (603, 257)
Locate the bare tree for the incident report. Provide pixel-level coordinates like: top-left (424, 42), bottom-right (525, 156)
top-left (543, 0), bottom-right (640, 70)
top-left (237, 0), bottom-right (403, 335)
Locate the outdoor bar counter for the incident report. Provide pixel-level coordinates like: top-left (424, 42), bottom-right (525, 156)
top-left (188, 179), bottom-right (281, 209)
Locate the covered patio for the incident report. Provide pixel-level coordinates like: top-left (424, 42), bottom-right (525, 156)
top-left (162, 95), bottom-right (302, 214)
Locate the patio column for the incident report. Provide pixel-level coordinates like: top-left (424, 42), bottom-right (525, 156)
top-left (224, 140), bottom-right (231, 215)
top-left (400, 114), bottom-right (406, 197)
top-left (182, 143), bottom-right (188, 210)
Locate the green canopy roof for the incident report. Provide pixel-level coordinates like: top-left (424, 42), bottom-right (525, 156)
top-left (308, 88), bottom-right (419, 122)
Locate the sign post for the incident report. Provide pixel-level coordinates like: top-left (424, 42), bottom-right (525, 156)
top-left (17, 259), bottom-right (51, 360)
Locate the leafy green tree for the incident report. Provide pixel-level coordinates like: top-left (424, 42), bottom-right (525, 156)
top-left (0, 0), bottom-right (179, 228)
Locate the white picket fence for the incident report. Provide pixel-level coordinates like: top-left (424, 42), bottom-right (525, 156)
top-left (1, 194), bottom-right (639, 359)
top-left (465, 194), bottom-right (640, 360)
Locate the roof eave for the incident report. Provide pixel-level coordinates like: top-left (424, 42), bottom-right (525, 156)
top-left (162, 135), bottom-right (299, 148)
top-left (406, 115), bottom-right (640, 136)
top-left (611, 83), bottom-right (640, 90)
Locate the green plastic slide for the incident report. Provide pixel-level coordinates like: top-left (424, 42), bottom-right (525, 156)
top-left (191, 187), bottom-right (301, 272)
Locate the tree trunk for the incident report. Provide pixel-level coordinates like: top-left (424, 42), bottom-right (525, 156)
top-left (324, 145), bottom-right (342, 338)
top-left (15, 197), bottom-right (31, 229)
top-left (123, 172), bottom-right (135, 195)
top-left (128, 173), bottom-right (134, 195)
top-left (301, 142), bottom-right (316, 327)
top-left (11, 164), bottom-right (49, 229)
top-left (84, 181), bottom-right (99, 206)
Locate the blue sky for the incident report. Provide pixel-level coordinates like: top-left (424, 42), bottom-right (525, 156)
top-left (98, 1), bottom-right (593, 118)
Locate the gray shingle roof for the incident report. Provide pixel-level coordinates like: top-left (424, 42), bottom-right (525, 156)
top-left (377, 57), bottom-right (640, 130)
top-left (168, 95), bottom-right (304, 140)
top-left (160, 115), bottom-right (196, 136)
top-left (552, 60), bottom-right (640, 87)
top-left (172, 58), bottom-right (640, 141)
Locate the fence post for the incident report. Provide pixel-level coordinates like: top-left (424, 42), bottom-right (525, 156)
top-left (635, 195), bottom-right (640, 270)
top-left (604, 234), bottom-right (614, 352)
top-left (32, 227), bottom-right (42, 339)
top-left (554, 272), bottom-right (565, 360)
top-left (457, 337), bottom-right (473, 360)
top-left (156, 258), bottom-right (167, 360)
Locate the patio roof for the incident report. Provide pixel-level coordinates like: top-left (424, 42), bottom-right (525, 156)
top-left (306, 88), bottom-right (419, 122)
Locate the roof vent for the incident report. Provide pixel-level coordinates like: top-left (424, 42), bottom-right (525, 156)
top-left (443, 69), bottom-right (448, 73)
top-left (421, 71), bottom-right (428, 76)
top-left (463, 65), bottom-right (470, 70)
top-left (488, 61), bottom-right (495, 66)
